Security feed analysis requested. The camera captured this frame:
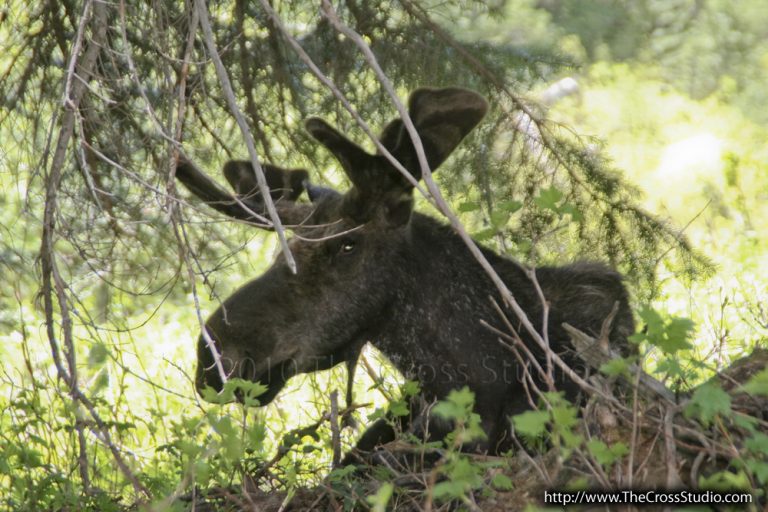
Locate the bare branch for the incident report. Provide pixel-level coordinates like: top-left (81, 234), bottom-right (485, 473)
top-left (40, 0), bottom-right (149, 499)
top-left (330, 390), bottom-right (341, 469)
top-left (257, 0), bottom-right (430, 200)
top-left (563, 323), bottom-right (677, 405)
top-left (194, 0), bottom-right (297, 273)
top-left (664, 406), bottom-right (683, 488)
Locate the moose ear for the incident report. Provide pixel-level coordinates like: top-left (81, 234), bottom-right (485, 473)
top-left (223, 161), bottom-right (308, 201)
top-left (378, 119), bottom-right (404, 153)
top-left (175, 156), bottom-right (313, 226)
top-left (305, 118), bottom-right (379, 190)
top-left (387, 87), bottom-right (488, 179)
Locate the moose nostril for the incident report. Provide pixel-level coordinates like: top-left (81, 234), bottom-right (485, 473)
top-left (195, 368), bottom-right (222, 395)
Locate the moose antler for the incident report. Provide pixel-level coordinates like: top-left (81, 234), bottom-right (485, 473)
top-left (304, 87), bottom-right (488, 226)
top-left (175, 156), bottom-right (313, 227)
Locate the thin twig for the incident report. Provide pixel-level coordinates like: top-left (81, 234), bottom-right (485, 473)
top-left (627, 364), bottom-right (641, 488)
top-left (401, 0), bottom-right (699, 270)
top-left (194, 0), bottom-right (296, 273)
top-left (330, 390), bottom-right (341, 469)
top-left (40, 0), bottom-right (148, 499)
top-left (563, 322), bottom-right (677, 405)
top-left (598, 301), bottom-right (620, 351)
top-left (525, 268), bottom-right (555, 389)
top-left (165, 2), bottom-right (229, 386)
top-left (116, 0), bottom-right (182, 147)
top-left (256, 0), bottom-right (429, 199)
top-left (663, 406), bottom-right (683, 488)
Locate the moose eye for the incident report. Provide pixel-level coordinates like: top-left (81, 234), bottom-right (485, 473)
top-left (339, 240), bottom-right (356, 255)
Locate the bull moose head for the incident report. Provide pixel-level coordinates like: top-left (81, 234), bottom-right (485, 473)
top-left (176, 87), bottom-right (488, 405)
top-left (176, 87), bottom-right (634, 453)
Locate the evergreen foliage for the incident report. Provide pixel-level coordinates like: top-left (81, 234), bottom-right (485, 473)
top-left (0, 0), bottom-right (765, 510)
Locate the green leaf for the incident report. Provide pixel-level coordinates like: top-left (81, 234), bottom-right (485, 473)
top-left (653, 356), bottom-right (684, 380)
top-left (513, 240), bottom-right (532, 254)
top-left (489, 210), bottom-right (511, 229)
top-left (534, 186), bottom-right (564, 211)
top-left (745, 460), bottom-right (768, 485)
top-left (745, 432), bottom-right (768, 454)
top-left (434, 457), bottom-right (484, 501)
top-left (637, 306), bottom-right (664, 334)
top-left (432, 388), bottom-right (486, 444)
top-left (560, 429), bottom-right (583, 450)
top-left (565, 476), bottom-right (590, 491)
top-left (199, 385), bottom-right (224, 403)
top-left (212, 416), bottom-right (242, 461)
top-left (402, 380), bottom-right (420, 397)
top-left (732, 414), bottom-right (758, 433)
top-left (491, 473), bottom-right (514, 491)
top-left (684, 381), bottom-right (731, 426)
top-left (587, 440), bottom-right (628, 467)
top-left (498, 199), bottom-right (523, 213)
top-left (367, 482), bottom-right (394, 512)
top-left (194, 459), bottom-right (211, 486)
top-left (17, 447), bottom-right (43, 468)
top-left (389, 399), bottom-right (410, 417)
top-left (547, 394), bottom-right (582, 449)
top-left (247, 423), bottom-right (267, 448)
top-left (328, 464), bottom-right (357, 483)
top-left (512, 410), bottom-right (549, 439)
top-left (432, 401), bottom-right (462, 420)
top-left (458, 201), bottom-right (480, 212)
top-left (201, 378), bottom-right (267, 405)
top-left (91, 368), bottom-right (110, 393)
top-left (599, 356), bottom-right (632, 378)
top-left (433, 387), bottom-right (476, 421)
top-left (634, 307), bottom-right (694, 354)
top-left (551, 404), bottom-right (579, 430)
top-left (280, 432), bottom-right (301, 451)
top-left (742, 367), bottom-right (768, 396)
top-left (433, 480), bottom-right (465, 500)
top-left (448, 387), bottom-right (475, 410)
top-left (557, 202), bottom-right (583, 221)
top-left (367, 408), bottom-right (386, 422)
top-left (28, 434), bottom-right (49, 448)
top-left (698, 470), bottom-right (750, 491)
top-left (88, 343), bottom-right (109, 367)
top-left (665, 317), bottom-right (696, 350)
top-left (473, 227), bottom-right (497, 241)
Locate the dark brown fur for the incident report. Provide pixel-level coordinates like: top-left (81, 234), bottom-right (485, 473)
top-left (175, 88), bottom-right (634, 455)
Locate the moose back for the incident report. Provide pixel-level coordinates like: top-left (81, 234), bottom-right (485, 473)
top-left (175, 87), bottom-right (634, 455)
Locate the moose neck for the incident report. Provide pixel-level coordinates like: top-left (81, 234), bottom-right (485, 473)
top-left (369, 212), bottom-right (535, 403)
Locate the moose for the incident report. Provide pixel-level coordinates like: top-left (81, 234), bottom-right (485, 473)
top-left (175, 87), bottom-right (634, 456)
